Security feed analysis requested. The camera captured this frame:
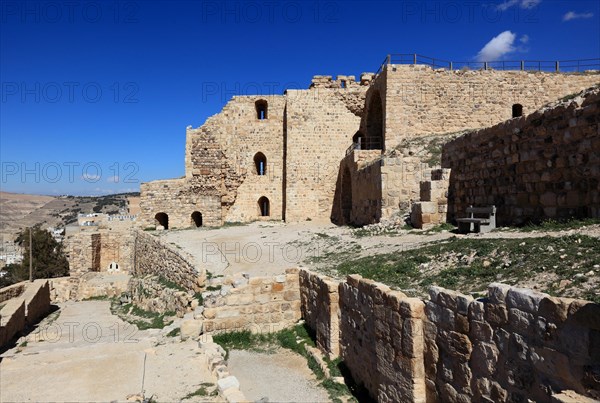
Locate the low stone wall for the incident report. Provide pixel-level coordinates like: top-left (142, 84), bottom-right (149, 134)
top-left (0, 282), bottom-right (26, 303)
top-left (129, 274), bottom-right (198, 317)
top-left (339, 274), bottom-right (426, 403)
top-left (134, 230), bottom-right (206, 292)
top-left (0, 280), bottom-right (51, 348)
top-left (443, 86), bottom-right (600, 226)
top-left (22, 280), bottom-right (51, 325)
top-left (425, 284), bottom-right (600, 402)
top-left (202, 269), bottom-right (301, 334)
top-left (297, 269), bottom-right (600, 402)
top-left (0, 298), bottom-right (25, 347)
top-left (299, 269), bottom-right (340, 357)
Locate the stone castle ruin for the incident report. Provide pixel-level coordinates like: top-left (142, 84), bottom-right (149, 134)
top-left (140, 55), bottom-right (600, 229)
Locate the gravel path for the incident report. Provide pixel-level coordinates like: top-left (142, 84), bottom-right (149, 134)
top-left (0, 301), bottom-right (217, 402)
top-left (228, 348), bottom-right (330, 402)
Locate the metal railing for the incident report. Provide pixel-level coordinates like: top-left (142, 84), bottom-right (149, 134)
top-left (345, 138), bottom-right (383, 155)
top-left (375, 54), bottom-right (600, 75)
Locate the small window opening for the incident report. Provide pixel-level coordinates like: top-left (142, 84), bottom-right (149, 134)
top-left (258, 196), bottom-right (270, 217)
top-left (256, 100), bottom-right (268, 120)
top-left (512, 104), bottom-right (523, 118)
top-left (254, 152), bottom-right (267, 175)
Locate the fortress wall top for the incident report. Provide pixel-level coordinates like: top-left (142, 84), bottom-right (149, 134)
top-left (373, 65), bottom-right (600, 149)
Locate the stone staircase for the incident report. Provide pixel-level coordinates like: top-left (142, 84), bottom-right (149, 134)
top-left (410, 168), bottom-right (451, 229)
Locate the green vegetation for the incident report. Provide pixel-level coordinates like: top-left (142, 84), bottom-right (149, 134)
top-left (213, 324), bottom-right (357, 402)
top-left (166, 327), bottom-right (181, 338)
top-left (205, 285), bottom-right (222, 292)
top-left (324, 235), bottom-right (600, 301)
top-left (520, 218), bottom-right (600, 232)
top-left (0, 225), bottom-right (69, 288)
top-left (182, 383), bottom-right (217, 400)
top-left (156, 275), bottom-right (186, 292)
top-left (110, 300), bottom-right (174, 330)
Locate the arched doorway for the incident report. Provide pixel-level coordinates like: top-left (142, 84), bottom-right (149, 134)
top-left (512, 104), bottom-right (523, 118)
top-left (366, 90), bottom-right (383, 150)
top-left (341, 167), bottom-right (352, 224)
top-left (258, 196), bottom-right (270, 217)
top-left (254, 152), bottom-right (267, 175)
top-left (155, 212), bottom-right (169, 229)
top-left (191, 211), bottom-right (203, 227)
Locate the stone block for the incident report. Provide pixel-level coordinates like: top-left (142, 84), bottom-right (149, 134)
top-left (180, 319), bottom-right (203, 340)
top-left (506, 287), bottom-right (548, 314)
top-left (488, 283), bottom-right (511, 304)
top-left (217, 376), bottom-right (240, 393)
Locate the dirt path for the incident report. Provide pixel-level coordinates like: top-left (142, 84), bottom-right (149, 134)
top-left (228, 348), bottom-right (330, 402)
top-left (160, 221), bottom-right (600, 278)
top-left (0, 301), bottom-right (217, 402)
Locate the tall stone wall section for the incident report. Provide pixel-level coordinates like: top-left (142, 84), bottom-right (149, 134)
top-left (376, 64), bottom-right (600, 148)
top-left (278, 81), bottom-right (367, 222)
top-left (443, 87), bottom-right (600, 225)
top-left (201, 269), bottom-right (301, 334)
top-left (298, 269), bottom-right (340, 357)
top-left (425, 284), bottom-right (600, 402)
top-left (339, 274), bottom-right (427, 403)
top-left (134, 230), bottom-right (206, 292)
top-left (65, 228), bottom-right (135, 275)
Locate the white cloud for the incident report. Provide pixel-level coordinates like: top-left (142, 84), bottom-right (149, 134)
top-left (563, 11), bottom-right (594, 21)
top-left (476, 31), bottom-right (518, 62)
top-left (519, 34), bottom-right (529, 44)
top-left (496, 0), bottom-right (541, 11)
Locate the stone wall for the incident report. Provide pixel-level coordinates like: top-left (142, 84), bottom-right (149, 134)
top-left (0, 281), bottom-right (26, 303)
top-left (339, 274), bottom-right (427, 403)
top-left (129, 274), bottom-right (198, 317)
top-left (425, 284), bottom-right (600, 402)
top-left (0, 280), bottom-right (51, 348)
top-left (443, 86), bottom-right (600, 225)
top-left (373, 64), bottom-right (600, 148)
top-left (134, 230), bottom-right (206, 292)
top-left (201, 269), bottom-right (301, 334)
top-left (298, 269), bottom-right (340, 357)
top-left (296, 269), bottom-right (600, 402)
top-left (285, 85), bottom-right (367, 222)
top-left (65, 228), bottom-right (135, 275)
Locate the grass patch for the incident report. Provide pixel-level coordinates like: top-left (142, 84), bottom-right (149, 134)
top-left (520, 218), bottom-right (600, 232)
top-left (156, 275), bottom-right (186, 292)
top-left (182, 383), bottom-right (217, 400)
top-left (110, 300), bottom-right (174, 330)
top-left (206, 285), bottom-right (222, 292)
top-left (325, 235), bottom-right (600, 300)
top-left (82, 295), bottom-right (110, 301)
top-left (166, 327), bottom-right (180, 337)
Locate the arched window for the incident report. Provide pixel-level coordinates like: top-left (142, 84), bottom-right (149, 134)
top-left (255, 100), bottom-right (268, 120)
top-left (254, 152), bottom-right (267, 175)
top-left (191, 211), bottom-right (203, 227)
top-left (155, 212), bottom-right (169, 229)
top-left (512, 104), bottom-right (523, 118)
top-left (258, 196), bottom-right (270, 217)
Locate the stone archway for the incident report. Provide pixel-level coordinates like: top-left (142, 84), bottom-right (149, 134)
top-left (258, 196), bottom-right (270, 217)
top-left (155, 212), bottom-right (169, 229)
top-left (191, 211), bottom-right (202, 227)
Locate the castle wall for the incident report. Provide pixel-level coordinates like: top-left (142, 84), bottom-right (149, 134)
top-left (139, 179), bottom-right (222, 228)
top-left (134, 230), bottom-right (205, 292)
top-left (201, 268), bottom-right (301, 334)
top-left (65, 228), bottom-right (135, 275)
top-left (285, 85), bottom-right (365, 222)
top-left (379, 65), bottom-right (600, 148)
top-left (295, 269), bottom-right (600, 402)
top-left (443, 87), bottom-right (600, 226)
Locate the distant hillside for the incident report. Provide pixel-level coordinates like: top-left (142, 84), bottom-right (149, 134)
top-left (0, 192), bottom-right (140, 241)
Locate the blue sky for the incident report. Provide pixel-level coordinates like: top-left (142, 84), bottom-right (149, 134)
top-left (1, 0), bottom-right (599, 196)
